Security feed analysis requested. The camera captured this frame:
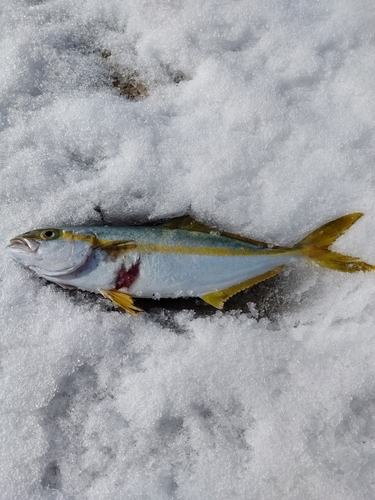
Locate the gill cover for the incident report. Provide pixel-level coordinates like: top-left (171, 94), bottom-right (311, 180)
top-left (7, 228), bottom-right (95, 277)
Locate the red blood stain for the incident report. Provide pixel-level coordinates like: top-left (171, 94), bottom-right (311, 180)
top-left (115, 261), bottom-right (140, 289)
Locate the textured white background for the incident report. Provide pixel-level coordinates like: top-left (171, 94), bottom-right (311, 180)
top-left (1, 1), bottom-right (375, 498)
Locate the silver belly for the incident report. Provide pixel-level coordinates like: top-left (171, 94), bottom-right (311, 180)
top-left (128, 252), bottom-right (293, 298)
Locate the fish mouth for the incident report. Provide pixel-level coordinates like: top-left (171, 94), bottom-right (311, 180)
top-left (8, 237), bottom-right (40, 253)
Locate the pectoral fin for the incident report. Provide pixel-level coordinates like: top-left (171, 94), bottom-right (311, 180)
top-left (101, 289), bottom-right (143, 315)
top-left (95, 240), bottom-right (137, 259)
top-left (201, 266), bottom-right (284, 309)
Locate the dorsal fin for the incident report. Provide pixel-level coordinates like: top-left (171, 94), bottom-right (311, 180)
top-left (158, 215), bottom-right (283, 249)
top-left (157, 215), bottom-right (214, 233)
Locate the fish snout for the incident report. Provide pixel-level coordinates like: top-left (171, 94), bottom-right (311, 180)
top-left (8, 237), bottom-right (40, 253)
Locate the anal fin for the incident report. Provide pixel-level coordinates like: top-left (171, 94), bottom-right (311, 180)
top-left (101, 289), bottom-right (143, 315)
top-left (201, 266), bottom-right (284, 309)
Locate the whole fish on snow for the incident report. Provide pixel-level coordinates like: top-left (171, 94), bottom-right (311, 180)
top-left (6, 213), bottom-right (375, 314)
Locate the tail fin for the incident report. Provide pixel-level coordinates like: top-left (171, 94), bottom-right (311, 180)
top-left (294, 213), bottom-right (375, 272)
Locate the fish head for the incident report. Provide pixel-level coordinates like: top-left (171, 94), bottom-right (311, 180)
top-left (6, 228), bottom-right (96, 277)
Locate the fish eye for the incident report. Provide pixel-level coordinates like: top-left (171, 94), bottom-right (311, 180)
top-left (41, 229), bottom-right (57, 240)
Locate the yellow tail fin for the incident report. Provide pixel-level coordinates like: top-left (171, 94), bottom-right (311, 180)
top-left (294, 213), bottom-right (375, 272)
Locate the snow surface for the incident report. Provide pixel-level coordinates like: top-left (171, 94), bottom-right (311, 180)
top-left (1, 0), bottom-right (375, 498)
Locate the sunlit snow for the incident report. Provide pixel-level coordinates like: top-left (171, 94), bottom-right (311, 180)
top-left (1, 0), bottom-right (375, 498)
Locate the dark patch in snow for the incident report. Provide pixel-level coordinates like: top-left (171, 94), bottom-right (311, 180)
top-left (41, 460), bottom-right (61, 491)
top-left (111, 71), bottom-right (148, 100)
top-left (164, 65), bottom-right (191, 84)
top-left (172, 70), bottom-right (188, 84)
top-left (338, 394), bottom-right (375, 445)
top-left (148, 310), bottom-right (191, 335)
top-left (40, 365), bottom-right (100, 493)
top-left (156, 415), bottom-right (184, 438)
top-left (38, 362), bottom-right (127, 496)
top-left (193, 403), bottom-right (214, 420)
top-left (94, 48), bottom-right (190, 99)
top-left (93, 48), bottom-right (149, 99)
top-left (93, 205), bottom-right (110, 225)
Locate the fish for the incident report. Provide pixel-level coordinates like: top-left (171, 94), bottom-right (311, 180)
top-left (6, 213), bottom-right (375, 315)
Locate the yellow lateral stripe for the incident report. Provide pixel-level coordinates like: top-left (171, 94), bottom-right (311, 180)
top-left (137, 243), bottom-right (289, 257)
top-left (61, 231), bottom-right (294, 257)
top-left (61, 231), bottom-right (99, 244)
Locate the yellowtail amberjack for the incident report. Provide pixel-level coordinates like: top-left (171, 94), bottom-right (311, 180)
top-left (6, 213), bottom-right (374, 314)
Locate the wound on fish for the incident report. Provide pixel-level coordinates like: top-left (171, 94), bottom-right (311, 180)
top-left (115, 261), bottom-right (140, 289)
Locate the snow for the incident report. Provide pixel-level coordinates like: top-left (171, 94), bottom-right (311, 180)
top-left (1, 0), bottom-right (375, 498)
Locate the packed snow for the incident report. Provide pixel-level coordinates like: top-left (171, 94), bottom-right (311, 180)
top-left (1, 0), bottom-right (375, 498)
